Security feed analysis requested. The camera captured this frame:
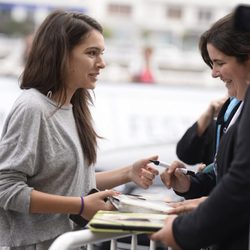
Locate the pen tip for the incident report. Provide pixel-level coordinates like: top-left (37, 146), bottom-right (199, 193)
top-left (149, 160), bottom-right (159, 165)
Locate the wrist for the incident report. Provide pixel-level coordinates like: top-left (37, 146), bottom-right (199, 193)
top-left (174, 178), bottom-right (191, 194)
top-left (167, 215), bottom-right (181, 250)
top-left (122, 165), bottom-right (132, 183)
top-left (79, 196), bottom-right (84, 215)
top-left (128, 164), bottom-right (133, 182)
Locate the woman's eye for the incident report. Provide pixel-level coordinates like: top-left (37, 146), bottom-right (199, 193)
top-left (88, 51), bottom-right (97, 57)
top-left (216, 62), bottom-right (224, 66)
top-left (86, 50), bottom-right (104, 58)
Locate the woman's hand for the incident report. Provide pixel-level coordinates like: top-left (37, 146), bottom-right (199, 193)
top-left (150, 215), bottom-right (181, 249)
top-left (197, 96), bottom-right (228, 136)
top-left (167, 196), bottom-right (207, 215)
top-left (129, 155), bottom-right (159, 189)
top-left (197, 163), bottom-right (206, 172)
top-left (160, 160), bottom-right (191, 193)
top-left (209, 96), bottom-right (228, 117)
top-left (81, 189), bottom-right (119, 220)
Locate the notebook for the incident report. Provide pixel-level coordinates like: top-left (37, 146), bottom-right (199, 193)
top-left (88, 210), bottom-right (168, 233)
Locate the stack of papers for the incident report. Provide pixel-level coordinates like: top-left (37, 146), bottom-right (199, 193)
top-left (109, 194), bottom-right (173, 214)
top-left (88, 193), bottom-right (172, 233)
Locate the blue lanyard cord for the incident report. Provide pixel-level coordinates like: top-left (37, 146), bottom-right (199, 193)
top-left (216, 98), bottom-right (240, 159)
top-left (224, 98), bottom-right (240, 122)
top-left (204, 98), bottom-right (240, 176)
top-left (213, 162), bottom-right (218, 177)
top-left (216, 125), bottom-right (221, 153)
top-left (214, 98), bottom-right (240, 177)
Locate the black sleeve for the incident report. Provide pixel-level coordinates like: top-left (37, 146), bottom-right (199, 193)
top-left (176, 122), bottom-right (215, 165)
top-left (172, 89), bottom-right (250, 250)
top-left (175, 171), bottom-right (216, 199)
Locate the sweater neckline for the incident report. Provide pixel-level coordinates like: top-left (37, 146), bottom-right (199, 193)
top-left (29, 88), bottom-right (73, 110)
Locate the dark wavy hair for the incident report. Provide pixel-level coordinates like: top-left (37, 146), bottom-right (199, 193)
top-left (199, 13), bottom-right (250, 69)
top-left (20, 10), bottom-right (103, 166)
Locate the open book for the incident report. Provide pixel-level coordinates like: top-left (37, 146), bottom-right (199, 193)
top-left (88, 210), bottom-right (168, 233)
top-left (109, 194), bottom-right (173, 214)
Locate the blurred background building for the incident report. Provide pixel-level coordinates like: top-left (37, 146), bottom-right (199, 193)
top-left (1, 0), bottom-right (249, 85)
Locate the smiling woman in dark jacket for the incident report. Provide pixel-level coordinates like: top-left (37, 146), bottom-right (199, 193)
top-left (151, 12), bottom-right (250, 250)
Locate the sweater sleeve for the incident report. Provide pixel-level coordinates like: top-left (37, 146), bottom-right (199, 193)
top-left (0, 98), bottom-right (42, 213)
top-left (172, 89), bottom-right (250, 249)
top-left (176, 122), bottom-right (215, 165)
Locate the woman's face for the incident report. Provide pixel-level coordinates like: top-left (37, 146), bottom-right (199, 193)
top-left (207, 43), bottom-right (250, 100)
top-left (66, 30), bottom-right (105, 93)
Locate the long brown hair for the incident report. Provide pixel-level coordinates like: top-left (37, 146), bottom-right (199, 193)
top-left (199, 13), bottom-right (250, 69)
top-left (20, 10), bottom-right (103, 166)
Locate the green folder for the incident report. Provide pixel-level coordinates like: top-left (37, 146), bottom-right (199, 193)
top-left (88, 210), bottom-right (168, 233)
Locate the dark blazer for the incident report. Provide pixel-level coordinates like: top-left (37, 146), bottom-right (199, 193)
top-left (172, 88), bottom-right (250, 250)
top-left (176, 121), bottom-right (215, 165)
top-left (176, 98), bottom-right (241, 199)
top-left (176, 98), bottom-right (241, 166)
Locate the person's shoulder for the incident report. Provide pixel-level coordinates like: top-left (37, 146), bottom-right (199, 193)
top-left (15, 89), bottom-right (48, 111)
top-left (10, 89), bottom-right (53, 121)
top-left (2, 89), bottom-right (47, 132)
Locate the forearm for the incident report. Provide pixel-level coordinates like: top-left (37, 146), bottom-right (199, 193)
top-left (30, 190), bottom-right (81, 214)
top-left (96, 165), bottom-right (131, 190)
top-left (176, 123), bottom-right (206, 164)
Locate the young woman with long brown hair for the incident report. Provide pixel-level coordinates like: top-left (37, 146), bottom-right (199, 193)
top-left (0, 10), bottom-right (158, 249)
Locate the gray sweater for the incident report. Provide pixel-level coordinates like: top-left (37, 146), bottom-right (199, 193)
top-left (0, 89), bottom-right (96, 247)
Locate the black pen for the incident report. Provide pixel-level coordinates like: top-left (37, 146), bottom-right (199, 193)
top-left (150, 160), bottom-right (195, 176)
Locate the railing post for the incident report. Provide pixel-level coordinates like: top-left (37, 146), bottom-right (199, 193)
top-left (131, 234), bottom-right (137, 250)
top-left (87, 244), bottom-right (94, 250)
top-left (110, 239), bottom-right (117, 250)
top-left (150, 239), bottom-right (156, 250)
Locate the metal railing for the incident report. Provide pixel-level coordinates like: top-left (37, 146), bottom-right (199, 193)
top-left (49, 229), bottom-right (157, 250)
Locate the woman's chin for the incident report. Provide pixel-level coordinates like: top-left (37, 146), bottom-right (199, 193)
top-left (227, 89), bottom-right (236, 98)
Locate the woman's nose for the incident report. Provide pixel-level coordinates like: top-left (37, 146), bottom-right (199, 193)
top-left (97, 56), bottom-right (106, 69)
top-left (211, 67), bottom-right (220, 78)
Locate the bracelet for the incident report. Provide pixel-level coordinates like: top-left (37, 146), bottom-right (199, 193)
top-left (79, 196), bottom-right (84, 215)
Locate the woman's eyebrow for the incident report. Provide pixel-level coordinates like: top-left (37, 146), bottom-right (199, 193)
top-left (213, 59), bottom-right (223, 63)
top-left (86, 47), bottom-right (105, 51)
